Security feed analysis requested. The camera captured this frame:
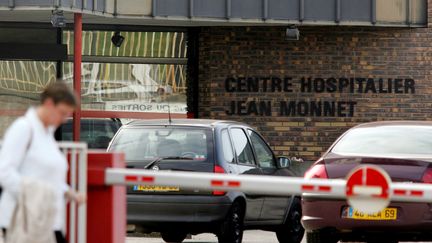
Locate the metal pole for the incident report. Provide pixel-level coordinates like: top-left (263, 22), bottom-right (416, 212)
top-left (226, 0), bottom-right (231, 19)
top-left (77, 145), bottom-right (88, 243)
top-left (371, 0), bottom-right (377, 24)
top-left (152, 0), bottom-right (157, 17)
top-left (73, 13), bottom-right (82, 142)
top-left (299, 0), bottom-right (304, 22)
top-left (336, 0), bottom-right (341, 23)
top-left (189, 0), bottom-right (194, 18)
top-left (406, 0), bottom-right (411, 25)
top-left (263, 0), bottom-right (268, 20)
top-left (69, 148), bottom-right (77, 243)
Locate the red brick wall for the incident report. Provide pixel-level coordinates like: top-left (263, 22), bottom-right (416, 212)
top-left (197, 26), bottom-right (432, 162)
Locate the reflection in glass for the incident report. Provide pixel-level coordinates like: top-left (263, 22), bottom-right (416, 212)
top-left (231, 128), bottom-right (255, 165)
top-left (221, 129), bottom-right (235, 163)
top-left (64, 31), bottom-right (187, 58)
top-left (0, 61), bottom-right (57, 136)
top-left (59, 118), bottom-right (122, 149)
top-left (332, 126), bottom-right (432, 155)
top-left (110, 127), bottom-right (211, 162)
top-left (62, 62), bottom-right (187, 113)
top-left (249, 131), bottom-right (275, 168)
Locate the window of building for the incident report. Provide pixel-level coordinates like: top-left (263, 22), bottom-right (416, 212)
top-left (0, 61), bottom-right (56, 135)
top-left (58, 29), bottom-right (189, 147)
top-left (62, 30), bottom-right (187, 116)
top-left (0, 27), bottom-right (190, 144)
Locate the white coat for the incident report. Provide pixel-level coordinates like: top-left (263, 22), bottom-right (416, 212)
top-left (0, 108), bottom-right (69, 231)
top-left (5, 178), bottom-right (57, 243)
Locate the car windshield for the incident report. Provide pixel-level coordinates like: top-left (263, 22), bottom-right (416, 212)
top-left (332, 125), bottom-right (432, 156)
top-left (109, 127), bottom-right (212, 162)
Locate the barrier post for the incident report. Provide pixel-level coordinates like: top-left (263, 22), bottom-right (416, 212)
top-left (87, 151), bottom-right (126, 243)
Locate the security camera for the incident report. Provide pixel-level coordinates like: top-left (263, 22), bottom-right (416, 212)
top-left (286, 26), bottom-right (300, 41)
top-left (111, 31), bottom-right (125, 48)
top-left (51, 10), bottom-right (66, 28)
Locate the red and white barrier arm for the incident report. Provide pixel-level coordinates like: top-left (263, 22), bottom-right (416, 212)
top-left (105, 168), bottom-right (432, 203)
top-left (105, 168), bottom-right (344, 199)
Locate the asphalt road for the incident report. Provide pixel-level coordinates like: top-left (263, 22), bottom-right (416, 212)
top-left (127, 231), bottom-right (432, 243)
top-left (126, 230), bottom-right (302, 243)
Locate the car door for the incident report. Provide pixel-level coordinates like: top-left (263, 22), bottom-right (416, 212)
top-left (228, 127), bottom-right (264, 222)
top-left (247, 129), bottom-right (289, 223)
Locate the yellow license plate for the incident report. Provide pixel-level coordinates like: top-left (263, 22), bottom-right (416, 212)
top-left (133, 185), bottom-right (180, 192)
top-left (347, 208), bottom-right (397, 220)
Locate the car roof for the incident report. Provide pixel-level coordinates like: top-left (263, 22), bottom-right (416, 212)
top-left (353, 121), bottom-right (432, 129)
top-left (125, 119), bottom-right (250, 128)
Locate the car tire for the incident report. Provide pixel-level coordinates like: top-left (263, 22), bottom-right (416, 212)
top-left (161, 232), bottom-right (187, 243)
top-left (306, 231), bottom-right (339, 243)
top-left (217, 201), bottom-right (245, 243)
top-left (276, 198), bottom-right (305, 243)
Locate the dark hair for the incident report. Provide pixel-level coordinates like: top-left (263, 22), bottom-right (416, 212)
top-left (40, 81), bottom-right (78, 107)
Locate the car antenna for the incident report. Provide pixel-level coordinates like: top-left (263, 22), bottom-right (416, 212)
top-left (168, 106), bottom-right (172, 124)
top-left (167, 99), bottom-right (172, 124)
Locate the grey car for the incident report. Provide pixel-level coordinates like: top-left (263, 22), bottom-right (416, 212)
top-left (108, 119), bottom-right (304, 243)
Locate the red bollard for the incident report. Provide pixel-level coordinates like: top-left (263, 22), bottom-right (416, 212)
top-left (87, 151), bottom-right (126, 243)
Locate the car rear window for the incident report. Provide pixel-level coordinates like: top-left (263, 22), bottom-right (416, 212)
top-left (60, 119), bottom-right (121, 149)
top-left (109, 127), bottom-right (212, 162)
top-left (332, 126), bottom-right (432, 155)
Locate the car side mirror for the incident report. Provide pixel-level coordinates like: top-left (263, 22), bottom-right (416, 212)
top-left (277, 157), bottom-right (292, 168)
top-left (277, 156), bottom-right (305, 168)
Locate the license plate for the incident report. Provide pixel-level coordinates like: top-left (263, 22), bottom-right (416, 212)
top-left (133, 185), bottom-right (180, 192)
top-left (345, 207), bottom-right (397, 220)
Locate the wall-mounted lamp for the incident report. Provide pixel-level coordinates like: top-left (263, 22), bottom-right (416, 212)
top-left (111, 31), bottom-right (125, 48)
top-left (286, 26), bottom-right (300, 41)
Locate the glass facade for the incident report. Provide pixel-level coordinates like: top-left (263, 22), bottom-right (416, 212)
top-left (0, 61), bottom-right (57, 135)
top-left (62, 30), bottom-right (188, 115)
top-left (62, 62), bottom-right (187, 113)
top-left (0, 28), bottom-right (189, 145)
top-left (64, 31), bottom-right (187, 58)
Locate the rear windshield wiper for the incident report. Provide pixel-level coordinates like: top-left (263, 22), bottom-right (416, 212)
top-left (144, 156), bottom-right (194, 169)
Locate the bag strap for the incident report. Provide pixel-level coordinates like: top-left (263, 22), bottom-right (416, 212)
top-left (23, 118), bottom-right (33, 156)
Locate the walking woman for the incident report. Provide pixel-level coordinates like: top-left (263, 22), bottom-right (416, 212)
top-left (0, 82), bottom-right (85, 243)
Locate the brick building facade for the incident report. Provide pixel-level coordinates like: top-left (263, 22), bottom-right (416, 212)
top-left (198, 5), bottom-right (432, 161)
top-left (1, 0), bottom-right (431, 158)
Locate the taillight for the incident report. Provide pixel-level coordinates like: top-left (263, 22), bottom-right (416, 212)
top-left (213, 165), bottom-right (226, 196)
top-left (214, 165), bottom-right (225, 174)
top-left (304, 164), bottom-right (328, 179)
top-left (422, 168), bottom-right (432, 183)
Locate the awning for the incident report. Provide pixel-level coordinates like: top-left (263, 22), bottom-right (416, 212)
top-left (0, 0), bottom-right (427, 27)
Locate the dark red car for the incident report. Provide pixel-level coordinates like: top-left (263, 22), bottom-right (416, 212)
top-left (302, 121), bottom-right (432, 243)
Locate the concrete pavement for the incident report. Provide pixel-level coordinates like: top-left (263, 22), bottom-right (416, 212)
top-left (126, 230), bottom-right (295, 243)
top-left (126, 231), bottom-right (432, 243)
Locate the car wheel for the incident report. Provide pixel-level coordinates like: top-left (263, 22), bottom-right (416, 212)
top-left (306, 231), bottom-right (339, 243)
top-left (161, 232), bottom-right (187, 243)
top-left (276, 198), bottom-right (305, 243)
top-left (217, 201), bottom-right (244, 243)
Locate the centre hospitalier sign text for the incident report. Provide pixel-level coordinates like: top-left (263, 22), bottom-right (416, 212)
top-left (224, 76), bottom-right (415, 117)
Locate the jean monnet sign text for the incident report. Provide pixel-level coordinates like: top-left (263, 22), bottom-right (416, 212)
top-left (224, 77), bottom-right (415, 117)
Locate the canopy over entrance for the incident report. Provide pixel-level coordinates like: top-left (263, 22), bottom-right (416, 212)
top-left (0, 0), bottom-right (427, 27)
